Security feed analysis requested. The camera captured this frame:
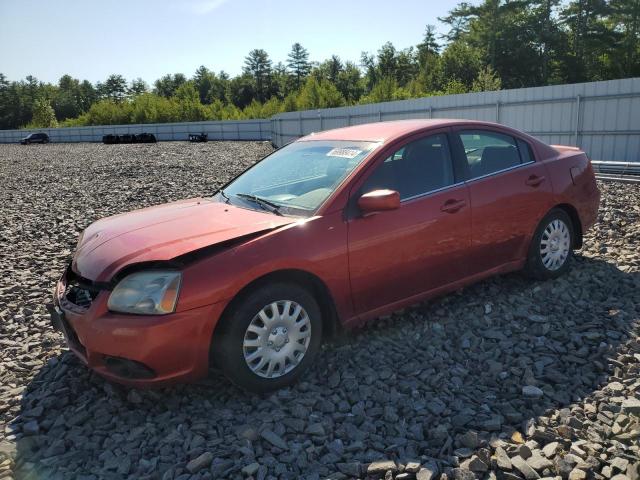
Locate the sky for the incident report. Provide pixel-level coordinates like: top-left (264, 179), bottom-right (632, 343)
top-left (0, 0), bottom-right (465, 85)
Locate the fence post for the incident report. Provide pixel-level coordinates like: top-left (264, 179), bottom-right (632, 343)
top-left (298, 112), bottom-right (303, 137)
top-left (378, 111), bottom-right (382, 122)
top-left (496, 101), bottom-right (500, 123)
top-left (319, 112), bottom-right (324, 131)
top-left (574, 95), bottom-right (581, 147)
top-left (236, 122), bottom-right (240, 140)
top-left (347, 114), bottom-right (351, 126)
top-left (258, 120), bottom-right (262, 140)
top-left (428, 106), bottom-right (433, 119)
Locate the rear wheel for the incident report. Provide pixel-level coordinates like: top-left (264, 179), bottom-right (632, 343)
top-left (524, 208), bottom-right (574, 280)
top-left (211, 282), bottom-right (322, 393)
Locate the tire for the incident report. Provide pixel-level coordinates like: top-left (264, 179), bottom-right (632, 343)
top-left (524, 208), bottom-right (574, 280)
top-left (211, 282), bottom-right (322, 393)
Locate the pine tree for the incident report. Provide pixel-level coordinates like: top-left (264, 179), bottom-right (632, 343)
top-left (287, 43), bottom-right (312, 90)
top-left (244, 49), bottom-right (273, 102)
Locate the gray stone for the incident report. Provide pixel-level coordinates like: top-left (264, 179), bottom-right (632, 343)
top-left (22, 420), bottom-right (39, 436)
top-left (528, 454), bottom-right (554, 472)
top-left (337, 462), bottom-right (360, 477)
top-left (523, 386), bottom-right (544, 399)
top-left (461, 455), bottom-right (488, 473)
top-left (305, 423), bottom-right (325, 436)
top-left (495, 446), bottom-right (513, 470)
top-left (367, 460), bottom-right (397, 475)
top-left (512, 455), bottom-right (541, 480)
top-left (611, 458), bottom-right (630, 473)
top-left (542, 442), bottom-right (560, 458)
top-left (186, 452), bottom-right (213, 474)
top-left (621, 398), bottom-right (640, 414)
top-left (260, 430), bottom-right (288, 450)
top-left (568, 469), bottom-right (587, 480)
top-left (242, 462), bottom-right (260, 476)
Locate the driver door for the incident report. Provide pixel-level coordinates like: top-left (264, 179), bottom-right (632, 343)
top-left (347, 131), bottom-right (472, 316)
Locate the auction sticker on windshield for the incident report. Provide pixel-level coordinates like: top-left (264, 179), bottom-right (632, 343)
top-left (326, 148), bottom-right (362, 159)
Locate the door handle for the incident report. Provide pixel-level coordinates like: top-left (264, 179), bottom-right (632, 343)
top-left (525, 175), bottom-right (546, 187)
top-left (440, 199), bottom-right (466, 213)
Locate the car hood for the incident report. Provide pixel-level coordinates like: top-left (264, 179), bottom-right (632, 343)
top-left (72, 198), bottom-right (295, 282)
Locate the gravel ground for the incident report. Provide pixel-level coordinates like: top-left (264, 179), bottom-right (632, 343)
top-left (0, 142), bottom-right (638, 480)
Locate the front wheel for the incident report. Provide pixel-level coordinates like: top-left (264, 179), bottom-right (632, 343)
top-left (211, 283), bottom-right (322, 393)
top-left (524, 208), bottom-right (574, 280)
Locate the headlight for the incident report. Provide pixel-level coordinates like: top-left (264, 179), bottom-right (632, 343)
top-left (107, 271), bottom-right (182, 315)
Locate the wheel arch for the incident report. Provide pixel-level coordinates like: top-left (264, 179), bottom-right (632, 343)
top-left (213, 268), bottom-right (341, 342)
top-left (552, 203), bottom-right (583, 249)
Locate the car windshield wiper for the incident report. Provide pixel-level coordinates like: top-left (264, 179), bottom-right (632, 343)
top-left (218, 188), bottom-right (230, 203)
top-left (235, 193), bottom-right (283, 216)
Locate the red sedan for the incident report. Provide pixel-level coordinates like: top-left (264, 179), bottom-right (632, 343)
top-left (49, 120), bottom-right (600, 392)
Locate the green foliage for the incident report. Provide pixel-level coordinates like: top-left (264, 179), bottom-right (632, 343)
top-left (154, 74), bottom-right (187, 98)
top-left (440, 41), bottom-right (483, 89)
top-left (2, 1), bottom-right (639, 130)
top-left (244, 49), bottom-right (272, 102)
top-left (97, 74), bottom-right (128, 102)
top-left (287, 43), bottom-right (312, 90)
top-left (295, 77), bottom-right (344, 110)
top-left (472, 66), bottom-right (502, 92)
top-left (29, 97), bottom-right (58, 128)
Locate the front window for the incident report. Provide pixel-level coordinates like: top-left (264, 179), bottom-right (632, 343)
top-left (360, 133), bottom-right (455, 201)
top-left (221, 140), bottom-right (379, 216)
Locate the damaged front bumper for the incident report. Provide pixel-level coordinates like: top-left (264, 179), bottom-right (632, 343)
top-left (48, 265), bottom-right (225, 387)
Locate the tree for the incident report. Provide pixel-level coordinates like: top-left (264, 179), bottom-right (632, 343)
top-left (193, 66), bottom-right (215, 103)
top-left (440, 41), bottom-right (483, 89)
top-left (296, 76), bottom-right (344, 110)
top-left (244, 49), bottom-right (272, 102)
top-left (377, 42), bottom-right (398, 80)
top-left (97, 74), bottom-right (128, 102)
top-left (360, 52), bottom-right (378, 91)
top-left (287, 43), bottom-right (312, 89)
top-left (129, 78), bottom-right (148, 96)
top-left (336, 61), bottom-right (364, 103)
top-left (417, 25), bottom-right (440, 60)
top-left (271, 62), bottom-right (294, 99)
top-left (31, 97), bottom-right (58, 128)
top-left (316, 55), bottom-right (343, 84)
top-left (228, 74), bottom-right (256, 109)
top-left (154, 73), bottom-right (187, 98)
top-left (471, 66), bottom-right (502, 91)
top-left (609, 0), bottom-right (640, 77)
top-left (559, 0), bottom-right (615, 82)
top-left (396, 48), bottom-right (418, 86)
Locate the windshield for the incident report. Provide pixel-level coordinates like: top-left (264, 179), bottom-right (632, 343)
top-left (222, 140), bottom-right (379, 216)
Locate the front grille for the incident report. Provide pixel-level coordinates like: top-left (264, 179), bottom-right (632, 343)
top-left (62, 266), bottom-right (102, 311)
top-left (65, 282), bottom-right (96, 309)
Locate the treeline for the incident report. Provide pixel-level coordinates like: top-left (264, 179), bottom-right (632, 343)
top-left (1, 0), bottom-right (638, 129)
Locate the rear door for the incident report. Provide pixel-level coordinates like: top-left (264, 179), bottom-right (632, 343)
top-left (451, 128), bottom-right (554, 274)
top-left (347, 130), bottom-right (472, 315)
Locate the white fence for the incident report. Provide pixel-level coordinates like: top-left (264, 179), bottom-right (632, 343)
top-left (0, 119), bottom-right (271, 143)
top-left (1, 78), bottom-right (639, 162)
top-left (271, 77), bottom-right (640, 162)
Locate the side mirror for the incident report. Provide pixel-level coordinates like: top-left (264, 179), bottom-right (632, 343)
top-left (358, 189), bottom-right (400, 214)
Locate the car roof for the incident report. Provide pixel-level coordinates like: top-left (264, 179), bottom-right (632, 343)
top-left (298, 119), bottom-right (510, 144)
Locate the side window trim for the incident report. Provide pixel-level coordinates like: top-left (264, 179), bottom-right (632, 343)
top-left (463, 159), bottom-right (535, 184)
top-left (401, 180), bottom-right (466, 202)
